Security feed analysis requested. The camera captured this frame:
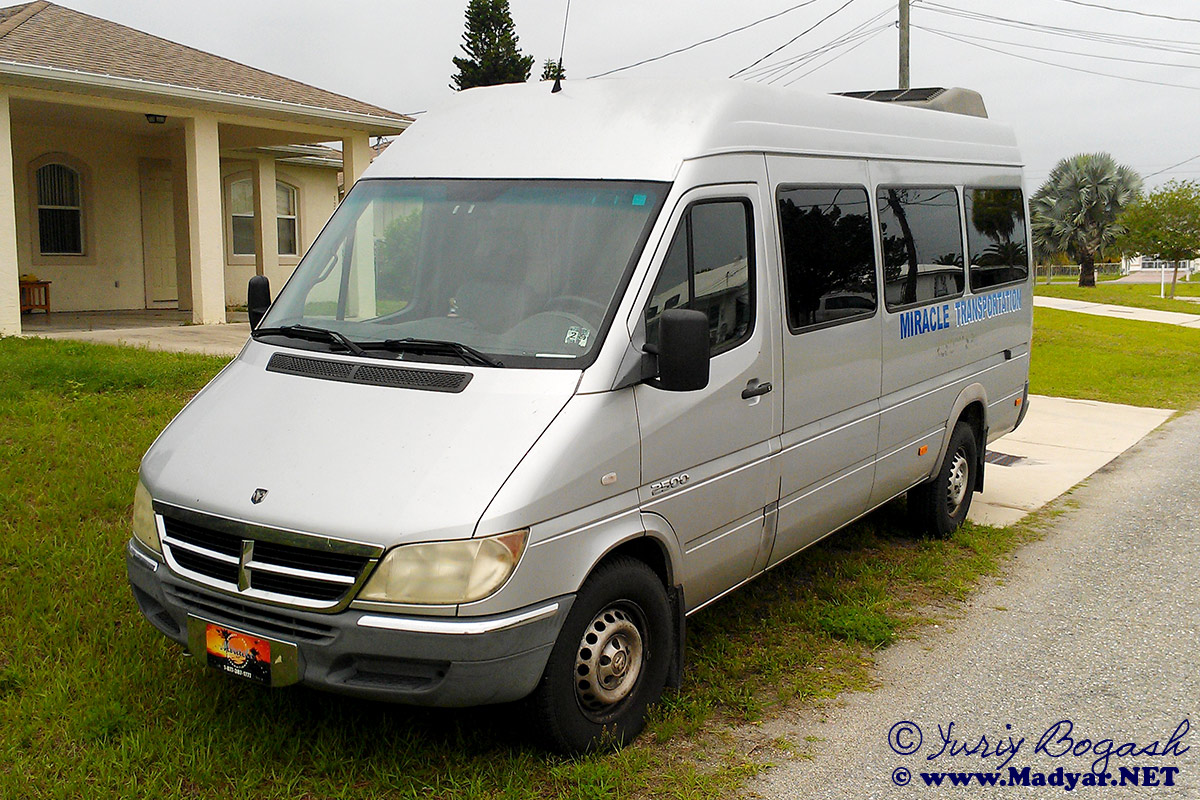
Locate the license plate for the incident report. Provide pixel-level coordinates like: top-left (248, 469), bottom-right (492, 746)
top-left (204, 623), bottom-right (273, 685)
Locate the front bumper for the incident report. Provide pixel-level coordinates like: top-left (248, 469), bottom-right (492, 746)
top-left (127, 540), bottom-right (573, 707)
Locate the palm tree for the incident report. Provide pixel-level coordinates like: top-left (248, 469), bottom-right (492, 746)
top-left (1031, 153), bottom-right (1142, 287)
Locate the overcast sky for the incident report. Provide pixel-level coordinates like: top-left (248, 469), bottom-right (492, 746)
top-left (60, 0), bottom-right (1200, 191)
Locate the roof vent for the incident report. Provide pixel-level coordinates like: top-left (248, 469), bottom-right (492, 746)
top-left (836, 87), bottom-right (988, 119)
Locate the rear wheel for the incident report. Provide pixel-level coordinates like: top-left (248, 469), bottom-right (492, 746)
top-left (531, 557), bottom-right (672, 753)
top-left (908, 421), bottom-right (978, 539)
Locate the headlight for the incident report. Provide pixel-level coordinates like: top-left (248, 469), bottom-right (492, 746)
top-left (358, 529), bottom-right (529, 605)
top-left (131, 479), bottom-right (161, 555)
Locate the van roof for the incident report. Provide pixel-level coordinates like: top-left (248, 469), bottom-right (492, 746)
top-left (367, 79), bottom-right (1022, 183)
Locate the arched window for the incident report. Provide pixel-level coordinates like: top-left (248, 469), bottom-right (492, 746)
top-left (230, 178), bottom-right (299, 257)
top-left (36, 163), bottom-right (83, 255)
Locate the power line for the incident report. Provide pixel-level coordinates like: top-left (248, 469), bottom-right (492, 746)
top-left (738, 5), bottom-right (896, 81)
top-left (784, 26), bottom-right (893, 85)
top-left (587, 0), bottom-right (824, 79)
top-left (913, 23), bottom-right (1200, 71)
top-left (731, 0), bottom-right (861, 78)
top-left (919, 2), bottom-right (1200, 56)
top-left (1145, 153), bottom-right (1200, 179)
top-left (765, 23), bottom-right (895, 84)
top-left (919, 26), bottom-right (1200, 91)
top-left (1045, 0), bottom-right (1200, 25)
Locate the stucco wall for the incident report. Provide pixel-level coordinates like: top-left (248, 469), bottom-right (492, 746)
top-left (12, 119), bottom-right (340, 313)
top-left (12, 122), bottom-right (162, 312)
top-left (220, 161), bottom-right (339, 306)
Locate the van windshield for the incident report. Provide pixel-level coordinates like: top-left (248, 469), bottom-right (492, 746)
top-left (259, 179), bottom-right (667, 368)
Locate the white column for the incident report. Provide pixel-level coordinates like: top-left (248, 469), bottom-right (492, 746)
top-left (183, 113), bottom-right (226, 324)
top-left (250, 154), bottom-right (280, 287)
top-left (0, 92), bottom-right (21, 336)
top-left (341, 132), bottom-right (372, 197)
top-left (347, 209), bottom-right (376, 319)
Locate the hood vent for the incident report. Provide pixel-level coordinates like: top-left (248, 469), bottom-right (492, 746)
top-left (267, 352), bottom-right (472, 393)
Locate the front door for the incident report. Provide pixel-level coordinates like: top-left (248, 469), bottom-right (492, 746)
top-left (634, 183), bottom-right (780, 611)
top-left (140, 160), bottom-right (178, 308)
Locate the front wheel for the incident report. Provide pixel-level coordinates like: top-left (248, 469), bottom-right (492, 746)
top-left (908, 421), bottom-right (978, 539)
top-left (531, 557), bottom-right (672, 753)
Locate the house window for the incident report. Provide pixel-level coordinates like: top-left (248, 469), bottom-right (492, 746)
top-left (36, 163), bottom-right (83, 255)
top-left (276, 182), bottom-right (298, 256)
top-left (230, 178), bottom-right (299, 256)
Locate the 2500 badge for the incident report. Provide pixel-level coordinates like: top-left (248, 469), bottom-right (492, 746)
top-left (650, 473), bottom-right (690, 496)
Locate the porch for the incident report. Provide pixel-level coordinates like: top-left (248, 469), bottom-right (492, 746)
top-left (0, 1), bottom-right (410, 339)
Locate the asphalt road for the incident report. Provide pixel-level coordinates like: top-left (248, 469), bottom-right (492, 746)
top-left (748, 409), bottom-right (1200, 799)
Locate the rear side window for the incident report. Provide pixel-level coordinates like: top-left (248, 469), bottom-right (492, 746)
top-left (645, 199), bottom-right (754, 355)
top-left (965, 188), bottom-right (1028, 291)
top-left (777, 186), bottom-right (877, 332)
top-left (877, 187), bottom-right (964, 310)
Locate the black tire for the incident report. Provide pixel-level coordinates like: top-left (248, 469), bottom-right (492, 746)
top-left (908, 421), bottom-right (978, 539)
top-left (531, 556), bottom-right (672, 753)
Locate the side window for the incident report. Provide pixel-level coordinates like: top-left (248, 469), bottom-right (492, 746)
top-left (645, 199), bottom-right (754, 355)
top-left (877, 187), bottom-right (964, 310)
top-left (777, 186), bottom-right (876, 331)
top-left (965, 188), bottom-right (1028, 291)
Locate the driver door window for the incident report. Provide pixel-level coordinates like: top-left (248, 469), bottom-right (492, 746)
top-left (644, 199), bottom-right (754, 355)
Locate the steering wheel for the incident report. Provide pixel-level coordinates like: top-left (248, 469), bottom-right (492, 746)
top-left (545, 295), bottom-right (606, 318)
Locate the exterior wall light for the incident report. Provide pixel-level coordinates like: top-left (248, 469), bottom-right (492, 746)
top-left (145, 114), bottom-right (167, 124)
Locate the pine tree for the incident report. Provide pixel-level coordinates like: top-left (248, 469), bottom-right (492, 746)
top-left (450, 0), bottom-right (534, 91)
top-left (540, 58), bottom-right (565, 82)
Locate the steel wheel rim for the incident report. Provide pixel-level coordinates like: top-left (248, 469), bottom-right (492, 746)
top-left (946, 447), bottom-right (970, 517)
top-left (574, 604), bottom-right (645, 719)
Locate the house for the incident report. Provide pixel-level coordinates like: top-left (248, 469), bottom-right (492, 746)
top-left (0, 1), bottom-right (410, 336)
top-left (1123, 254), bottom-right (1198, 278)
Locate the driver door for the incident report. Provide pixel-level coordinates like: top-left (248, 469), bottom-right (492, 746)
top-left (634, 183), bottom-right (780, 611)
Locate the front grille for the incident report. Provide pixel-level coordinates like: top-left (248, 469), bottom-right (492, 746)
top-left (159, 513), bottom-right (375, 610)
top-left (165, 584), bottom-right (337, 644)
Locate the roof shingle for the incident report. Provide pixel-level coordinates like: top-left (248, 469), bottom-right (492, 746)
top-left (0, 1), bottom-right (408, 122)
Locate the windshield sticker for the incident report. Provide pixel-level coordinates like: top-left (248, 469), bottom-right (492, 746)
top-left (632, 194), bottom-right (647, 207)
top-left (565, 326), bottom-right (591, 347)
top-left (899, 288), bottom-right (1023, 341)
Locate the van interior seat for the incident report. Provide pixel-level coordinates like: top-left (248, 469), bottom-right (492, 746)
top-left (456, 279), bottom-right (544, 333)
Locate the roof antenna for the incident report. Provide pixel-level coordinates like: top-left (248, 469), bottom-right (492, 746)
top-left (551, 0), bottom-right (571, 93)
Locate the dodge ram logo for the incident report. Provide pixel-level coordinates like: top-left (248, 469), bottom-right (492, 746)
top-left (251, 488), bottom-right (268, 504)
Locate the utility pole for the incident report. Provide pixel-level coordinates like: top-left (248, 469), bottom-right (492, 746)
top-left (899, 0), bottom-right (910, 89)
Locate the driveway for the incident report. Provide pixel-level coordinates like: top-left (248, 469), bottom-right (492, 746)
top-left (747, 409), bottom-right (1200, 798)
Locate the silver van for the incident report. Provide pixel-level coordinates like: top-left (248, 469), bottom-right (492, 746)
top-left (127, 80), bottom-right (1032, 752)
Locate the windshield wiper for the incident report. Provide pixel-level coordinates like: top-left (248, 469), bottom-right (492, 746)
top-left (362, 337), bottom-right (504, 368)
top-left (252, 324), bottom-right (368, 358)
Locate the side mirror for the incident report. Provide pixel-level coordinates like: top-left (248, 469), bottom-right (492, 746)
top-left (247, 275), bottom-right (271, 329)
top-left (654, 309), bottom-right (710, 391)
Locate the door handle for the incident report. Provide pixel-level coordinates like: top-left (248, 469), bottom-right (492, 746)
top-left (741, 379), bottom-right (773, 400)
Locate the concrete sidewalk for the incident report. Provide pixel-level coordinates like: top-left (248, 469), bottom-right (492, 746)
top-left (1034, 295), bottom-right (1200, 328)
top-left (970, 395), bottom-right (1173, 526)
top-left (26, 320), bottom-right (250, 356)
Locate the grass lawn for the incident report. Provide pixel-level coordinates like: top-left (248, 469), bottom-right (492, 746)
top-left (0, 310), bottom-right (1191, 799)
top-left (1034, 280), bottom-right (1200, 315)
top-left (1030, 307), bottom-right (1200, 410)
